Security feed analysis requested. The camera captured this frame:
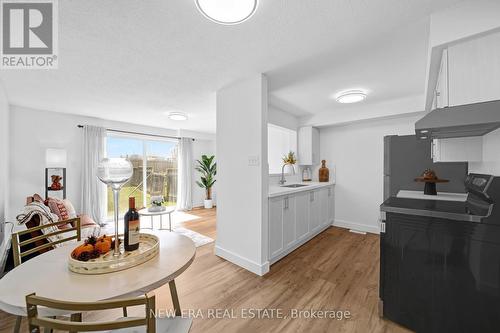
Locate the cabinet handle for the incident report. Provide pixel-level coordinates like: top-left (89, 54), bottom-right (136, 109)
top-left (310, 192), bottom-right (314, 202)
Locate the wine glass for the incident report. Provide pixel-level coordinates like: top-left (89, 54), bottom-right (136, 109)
top-left (97, 158), bottom-right (133, 257)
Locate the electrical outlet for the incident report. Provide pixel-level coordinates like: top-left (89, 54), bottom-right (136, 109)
top-left (248, 155), bottom-right (260, 166)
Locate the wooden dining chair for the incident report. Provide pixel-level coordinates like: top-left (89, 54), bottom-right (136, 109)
top-left (11, 218), bottom-right (131, 332)
top-left (11, 218), bottom-right (81, 333)
top-left (25, 293), bottom-right (193, 333)
top-left (11, 217), bottom-right (81, 267)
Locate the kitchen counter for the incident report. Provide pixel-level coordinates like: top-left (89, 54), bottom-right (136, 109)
top-left (397, 190), bottom-right (467, 202)
top-left (269, 181), bottom-right (335, 198)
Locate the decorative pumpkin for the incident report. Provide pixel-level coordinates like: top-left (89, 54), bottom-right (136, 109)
top-left (95, 239), bottom-right (111, 254)
top-left (422, 169), bottom-right (437, 180)
top-left (72, 243), bottom-right (94, 259)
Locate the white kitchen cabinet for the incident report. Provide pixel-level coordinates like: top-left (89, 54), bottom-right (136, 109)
top-left (295, 192), bottom-right (310, 241)
top-left (298, 126), bottom-right (320, 166)
top-left (318, 187), bottom-right (329, 227)
top-left (282, 196), bottom-right (296, 248)
top-left (327, 186), bottom-right (335, 224)
top-left (268, 185), bottom-right (335, 264)
top-left (268, 197), bottom-right (284, 259)
top-left (432, 137), bottom-right (483, 162)
top-left (447, 31), bottom-right (500, 107)
top-left (435, 48), bottom-right (449, 109)
top-left (309, 190), bottom-right (321, 233)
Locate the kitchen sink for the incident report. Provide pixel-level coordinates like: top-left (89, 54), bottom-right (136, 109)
top-left (281, 184), bottom-right (309, 188)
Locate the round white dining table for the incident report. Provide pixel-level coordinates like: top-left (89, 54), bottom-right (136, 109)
top-left (0, 231), bottom-right (196, 317)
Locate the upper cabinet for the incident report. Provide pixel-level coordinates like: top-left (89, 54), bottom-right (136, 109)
top-left (432, 137), bottom-right (483, 163)
top-left (298, 126), bottom-right (319, 166)
top-left (434, 48), bottom-right (449, 109)
top-left (436, 31), bottom-right (500, 108)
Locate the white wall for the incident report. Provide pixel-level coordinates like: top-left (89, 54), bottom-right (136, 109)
top-left (469, 128), bottom-right (500, 175)
top-left (268, 105), bottom-right (299, 130)
top-left (0, 82), bottom-right (9, 244)
top-left (8, 105), bottom-right (215, 221)
top-left (216, 74), bottom-right (269, 276)
top-left (319, 114), bottom-right (423, 234)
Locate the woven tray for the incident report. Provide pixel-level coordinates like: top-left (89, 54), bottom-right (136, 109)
top-left (68, 233), bottom-right (159, 275)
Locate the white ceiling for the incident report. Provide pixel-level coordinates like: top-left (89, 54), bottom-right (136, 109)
top-left (0, 0), bottom-right (463, 133)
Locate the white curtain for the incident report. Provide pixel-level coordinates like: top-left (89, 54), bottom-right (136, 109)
top-left (177, 138), bottom-right (193, 211)
top-left (81, 125), bottom-right (107, 225)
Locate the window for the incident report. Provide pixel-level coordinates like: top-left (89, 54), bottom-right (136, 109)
top-left (106, 134), bottom-right (178, 218)
top-left (268, 124), bottom-right (297, 174)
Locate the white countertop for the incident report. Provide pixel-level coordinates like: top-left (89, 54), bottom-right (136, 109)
top-left (397, 190), bottom-right (468, 202)
top-left (269, 181), bottom-right (335, 198)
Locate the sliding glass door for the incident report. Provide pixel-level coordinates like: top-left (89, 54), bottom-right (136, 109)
top-left (145, 140), bottom-right (178, 207)
top-left (106, 134), bottom-right (178, 218)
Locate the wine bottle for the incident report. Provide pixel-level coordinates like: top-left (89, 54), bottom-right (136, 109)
top-left (124, 197), bottom-right (140, 251)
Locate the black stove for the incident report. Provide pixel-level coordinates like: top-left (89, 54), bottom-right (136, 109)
top-left (379, 173), bottom-right (500, 333)
top-left (381, 173), bottom-right (499, 223)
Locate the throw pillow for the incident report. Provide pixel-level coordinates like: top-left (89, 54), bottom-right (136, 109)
top-left (63, 199), bottom-right (77, 219)
top-left (79, 214), bottom-right (98, 227)
top-left (46, 197), bottom-right (71, 229)
top-left (33, 193), bottom-right (44, 204)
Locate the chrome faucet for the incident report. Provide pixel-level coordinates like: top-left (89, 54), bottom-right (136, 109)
top-left (279, 164), bottom-right (287, 185)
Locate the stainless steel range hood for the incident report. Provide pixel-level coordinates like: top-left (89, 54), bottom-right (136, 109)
top-left (415, 100), bottom-right (500, 139)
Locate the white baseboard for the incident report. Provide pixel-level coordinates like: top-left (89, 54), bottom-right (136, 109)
top-left (333, 219), bottom-right (380, 234)
top-left (214, 245), bottom-right (269, 276)
top-left (192, 201), bottom-right (217, 209)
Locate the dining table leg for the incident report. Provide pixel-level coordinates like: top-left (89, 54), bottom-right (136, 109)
top-left (168, 280), bottom-right (181, 316)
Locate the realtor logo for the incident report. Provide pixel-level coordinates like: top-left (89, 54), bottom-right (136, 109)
top-left (1, 0), bottom-right (58, 69)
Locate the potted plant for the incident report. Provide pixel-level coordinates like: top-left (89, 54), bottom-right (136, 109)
top-left (149, 196), bottom-right (165, 212)
top-left (195, 155), bottom-right (216, 209)
top-left (282, 151), bottom-right (297, 174)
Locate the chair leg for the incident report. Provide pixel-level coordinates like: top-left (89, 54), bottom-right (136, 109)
top-left (13, 316), bottom-right (21, 333)
top-left (169, 280), bottom-right (181, 317)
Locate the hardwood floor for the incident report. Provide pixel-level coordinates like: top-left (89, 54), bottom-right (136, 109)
top-left (0, 208), bottom-right (410, 333)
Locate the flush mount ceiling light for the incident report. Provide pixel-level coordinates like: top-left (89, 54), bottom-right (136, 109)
top-left (195, 0), bottom-right (258, 25)
top-left (168, 112), bottom-right (188, 121)
top-left (335, 90), bottom-right (368, 104)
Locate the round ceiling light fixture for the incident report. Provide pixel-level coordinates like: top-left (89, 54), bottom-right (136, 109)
top-left (168, 112), bottom-right (188, 121)
top-left (195, 0), bottom-right (258, 25)
top-left (335, 90), bottom-right (368, 104)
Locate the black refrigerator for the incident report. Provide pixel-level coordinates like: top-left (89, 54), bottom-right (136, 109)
top-left (383, 135), bottom-right (468, 199)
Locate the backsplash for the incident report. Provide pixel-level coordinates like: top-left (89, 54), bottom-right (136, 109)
top-left (469, 128), bottom-right (500, 176)
top-left (269, 173), bottom-right (300, 185)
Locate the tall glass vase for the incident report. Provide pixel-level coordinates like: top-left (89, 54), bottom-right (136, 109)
top-left (97, 158), bottom-right (133, 257)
